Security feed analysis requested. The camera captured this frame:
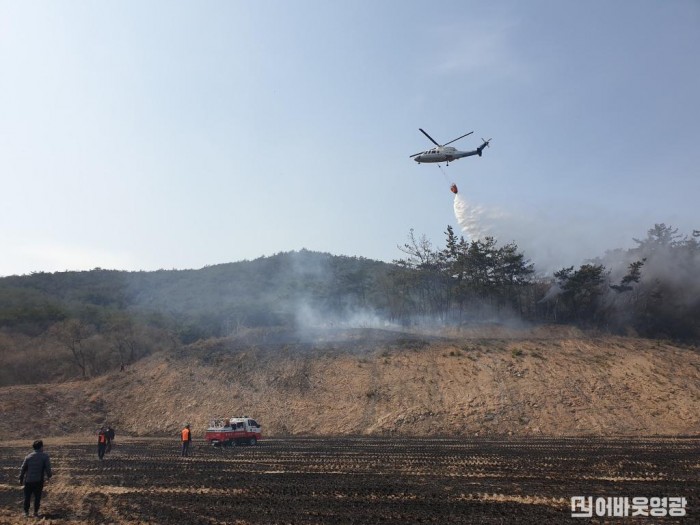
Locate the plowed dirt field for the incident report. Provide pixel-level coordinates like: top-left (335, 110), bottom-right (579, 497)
top-left (0, 437), bottom-right (696, 524)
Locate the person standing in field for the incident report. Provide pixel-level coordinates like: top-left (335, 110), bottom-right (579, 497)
top-left (106, 425), bottom-right (115, 453)
top-left (19, 440), bottom-right (52, 518)
top-left (97, 427), bottom-right (108, 460)
top-left (181, 424), bottom-right (192, 457)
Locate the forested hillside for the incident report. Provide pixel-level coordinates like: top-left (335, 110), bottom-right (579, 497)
top-left (0, 224), bottom-right (698, 386)
top-left (0, 251), bottom-right (394, 385)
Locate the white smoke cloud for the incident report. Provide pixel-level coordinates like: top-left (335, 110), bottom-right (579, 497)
top-left (295, 301), bottom-right (397, 331)
top-left (452, 189), bottom-right (613, 274)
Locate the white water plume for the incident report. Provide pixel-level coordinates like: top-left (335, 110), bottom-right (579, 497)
top-left (453, 193), bottom-right (490, 241)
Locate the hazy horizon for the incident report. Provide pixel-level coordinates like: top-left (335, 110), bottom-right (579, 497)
top-left (2, 1), bottom-right (698, 277)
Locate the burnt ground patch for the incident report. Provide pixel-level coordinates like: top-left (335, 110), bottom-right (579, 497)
top-left (0, 436), bottom-right (696, 524)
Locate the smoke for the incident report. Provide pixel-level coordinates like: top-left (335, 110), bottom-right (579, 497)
top-left (600, 231), bottom-right (700, 310)
top-left (285, 251), bottom-right (402, 339)
top-left (294, 302), bottom-right (396, 331)
top-left (539, 283), bottom-right (562, 303)
top-left (451, 188), bottom-right (624, 274)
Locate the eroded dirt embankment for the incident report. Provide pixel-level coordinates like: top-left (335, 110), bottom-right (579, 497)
top-left (0, 326), bottom-right (698, 439)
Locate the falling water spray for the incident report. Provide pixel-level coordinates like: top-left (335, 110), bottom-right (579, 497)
top-left (453, 192), bottom-right (488, 242)
top-left (438, 161), bottom-right (490, 242)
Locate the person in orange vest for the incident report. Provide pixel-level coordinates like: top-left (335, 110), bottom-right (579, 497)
top-left (181, 424), bottom-right (192, 457)
top-left (97, 427), bottom-right (108, 460)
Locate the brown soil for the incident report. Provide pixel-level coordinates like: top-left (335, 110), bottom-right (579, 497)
top-left (0, 436), bottom-right (696, 524)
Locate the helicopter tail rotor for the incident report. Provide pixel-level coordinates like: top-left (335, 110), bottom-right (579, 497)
top-left (477, 138), bottom-right (492, 156)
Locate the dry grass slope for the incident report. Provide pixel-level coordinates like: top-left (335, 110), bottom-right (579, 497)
top-left (1, 325), bottom-right (698, 440)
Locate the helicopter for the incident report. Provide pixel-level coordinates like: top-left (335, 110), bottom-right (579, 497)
top-left (410, 128), bottom-right (491, 165)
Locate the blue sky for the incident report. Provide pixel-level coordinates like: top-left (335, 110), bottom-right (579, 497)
top-left (1, 1), bottom-right (698, 276)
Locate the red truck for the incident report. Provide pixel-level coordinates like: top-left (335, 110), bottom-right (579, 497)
top-left (205, 417), bottom-right (262, 446)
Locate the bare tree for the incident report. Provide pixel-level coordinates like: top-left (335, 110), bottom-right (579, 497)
top-left (50, 319), bottom-right (96, 379)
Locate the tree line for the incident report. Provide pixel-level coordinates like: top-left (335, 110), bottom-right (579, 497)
top-left (391, 223), bottom-right (699, 340)
top-left (388, 226), bottom-right (537, 323)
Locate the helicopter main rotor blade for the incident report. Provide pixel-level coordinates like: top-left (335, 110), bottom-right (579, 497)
top-left (443, 131), bottom-right (474, 146)
top-left (410, 151), bottom-right (426, 158)
top-left (419, 128), bottom-right (441, 147)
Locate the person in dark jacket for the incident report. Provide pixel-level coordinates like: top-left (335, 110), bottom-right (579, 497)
top-left (97, 427), bottom-right (108, 460)
top-left (19, 440), bottom-right (52, 518)
top-left (106, 425), bottom-right (115, 453)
